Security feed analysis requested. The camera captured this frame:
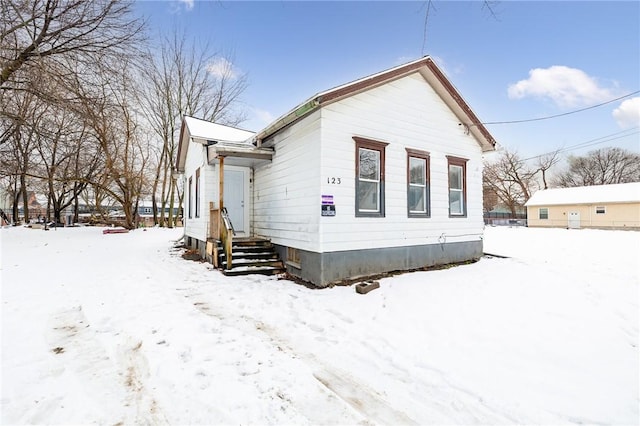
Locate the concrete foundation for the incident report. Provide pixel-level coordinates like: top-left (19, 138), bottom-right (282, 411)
top-left (275, 240), bottom-right (483, 287)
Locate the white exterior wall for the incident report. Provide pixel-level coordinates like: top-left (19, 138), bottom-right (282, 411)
top-left (253, 73), bottom-right (485, 255)
top-left (183, 142), bottom-right (216, 242)
top-left (253, 111), bottom-right (322, 251)
top-left (317, 73), bottom-right (485, 252)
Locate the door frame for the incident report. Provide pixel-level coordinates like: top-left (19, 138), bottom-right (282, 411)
top-left (568, 211), bottom-right (580, 229)
top-left (223, 165), bottom-right (251, 237)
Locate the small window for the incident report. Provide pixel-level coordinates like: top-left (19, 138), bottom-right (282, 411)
top-left (354, 137), bottom-right (388, 217)
top-left (188, 177), bottom-right (193, 219)
top-left (287, 247), bottom-right (301, 267)
top-left (407, 148), bottom-right (430, 217)
top-left (539, 208), bottom-right (549, 220)
top-left (447, 156), bottom-right (468, 217)
top-left (195, 168), bottom-right (200, 218)
top-left (595, 206), bottom-right (606, 214)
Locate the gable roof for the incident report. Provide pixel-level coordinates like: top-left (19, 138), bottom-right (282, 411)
top-left (176, 116), bottom-right (256, 172)
top-left (182, 116), bottom-right (255, 143)
top-left (525, 182), bottom-right (640, 206)
top-left (253, 56), bottom-right (497, 152)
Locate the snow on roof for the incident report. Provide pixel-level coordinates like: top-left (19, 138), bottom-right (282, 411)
top-left (525, 182), bottom-right (640, 206)
top-left (183, 116), bottom-right (255, 143)
top-left (35, 194), bottom-right (48, 205)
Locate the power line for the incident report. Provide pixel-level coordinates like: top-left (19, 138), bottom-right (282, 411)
top-left (521, 127), bottom-right (640, 161)
top-left (481, 90), bottom-right (640, 125)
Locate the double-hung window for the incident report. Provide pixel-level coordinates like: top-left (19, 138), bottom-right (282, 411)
top-left (354, 137), bottom-right (387, 217)
top-left (447, 156), bottom-right (468, 217)
top-left (195, 168), bottom-right (200, 218)
top-left (406, 148), bottom-right (430, 217)
top-left (188, 177), bottom-right (193, 219)
top-left (539, 208), bottom-right (549, 219)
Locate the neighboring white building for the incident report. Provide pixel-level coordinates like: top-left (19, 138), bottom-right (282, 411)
top-left (526, 182), bottom-right (640, 229)
top-left (177, 56), bottom-right (497, 286)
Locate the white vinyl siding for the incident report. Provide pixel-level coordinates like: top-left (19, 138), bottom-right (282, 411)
top-left (317, 73), bottom-right (484, 252)
top-left (253, 111), bottom-right (322, 252)
top-left (183, 143), bottom-right (216, 242)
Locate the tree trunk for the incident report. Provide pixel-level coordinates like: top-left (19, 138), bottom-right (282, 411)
top-left (11, 181), bottom-right (19, 224)
top-left (167, 178), bottom-right (175, 228)
top-left (20, 175), bottom-right (29, 222)
top-left (74, 192), bottom-right (79, 223)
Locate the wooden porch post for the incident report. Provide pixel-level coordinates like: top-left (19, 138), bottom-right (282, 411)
top-left (219, 156), bottom-right (224, 211)
top-left (218, 155), bottom-right (233, 269)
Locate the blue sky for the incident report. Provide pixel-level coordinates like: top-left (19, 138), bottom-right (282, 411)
top-left (134, 1), bottom-right (640, 159)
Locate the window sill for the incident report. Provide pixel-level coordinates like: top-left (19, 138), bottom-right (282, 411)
top-left (356, 212), bottom-right (385, 218)
top-left (286, 260), bottom-right (301, 270)
top-left (408, 213), bottom-right (430, 218)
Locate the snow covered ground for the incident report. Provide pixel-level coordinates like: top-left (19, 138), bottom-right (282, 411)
top-left (1, 225), bottom-right (638, 425)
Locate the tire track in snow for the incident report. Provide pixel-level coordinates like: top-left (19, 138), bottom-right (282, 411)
top-left (184, 290), bottom-right (415, 425)
top-left (312, 368), bottom-right (417, 425)
top-left (45, 306), bottom-right (168, 425)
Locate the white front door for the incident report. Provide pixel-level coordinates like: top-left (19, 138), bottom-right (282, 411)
top-left (224, 169), bottom-right (246, 234)
top-left (568, 211), bottom-right (580, 229)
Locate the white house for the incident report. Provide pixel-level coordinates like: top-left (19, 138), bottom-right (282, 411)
top-left (177, 56), bottom-right (497, 287)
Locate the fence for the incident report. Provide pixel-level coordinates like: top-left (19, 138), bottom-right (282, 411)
top-left (484, 212), bottom-right (527, 227)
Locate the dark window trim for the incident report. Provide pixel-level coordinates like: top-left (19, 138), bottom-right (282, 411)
top-left (595, 206), bottom-right (606, 214)
top-left (406, 148), bottom-right (430, 218)
top-left (447, 155), bottom-right (468, 218)
top-left (354, 136), bottom-right (388, 218)
top-left (188, 176), bottom-right (193, 219)
top-left (195, 168), bottom-right (200, 218)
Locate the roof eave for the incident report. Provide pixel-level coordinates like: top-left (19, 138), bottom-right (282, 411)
top-left (176, 118), bottom-right (189, 173)
top-left (254, 56), bottom-right (498, 151)
top-left (420, 60), bottom-right (496, 152)
top-left (253, 98), bottom-right (320, 145)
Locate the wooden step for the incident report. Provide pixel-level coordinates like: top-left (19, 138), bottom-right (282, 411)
top-left (231, 239), bottom-right (273, 247)
top-left (222, 265), bottom-right (284, 276)
top-left (221, 258), bottom-right (283, 268)
top-left (219, 251), bottom-right (277, 260)
top-left (229, 244), bottom-right (274, 253)
top-left (216, 237), bottom-right (285, 277)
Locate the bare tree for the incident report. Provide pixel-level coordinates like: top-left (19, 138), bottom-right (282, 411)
top-left (535, 149), bottom-right (561, 190)
top-left (140, 30), bottom-right (247, 227)
top-left (0, 0), bottom-right (147, 226)
top-left (553, 147), bottom-right (640, 187)
top-left (483, 149), bottom-right (538, 216)
top-left (73, 63), bottom-right (150, 229)
top-left (0, 86), bottom-right (45, 221)
top-left (0, 0), bottom-right (144, 88)
top-left (34, 104), bottom-right (99, 224)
